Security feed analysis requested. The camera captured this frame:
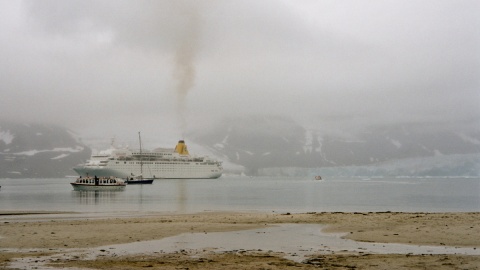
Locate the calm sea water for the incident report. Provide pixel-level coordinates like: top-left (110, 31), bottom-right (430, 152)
top-left (0, 176), bottom-right (478, 213)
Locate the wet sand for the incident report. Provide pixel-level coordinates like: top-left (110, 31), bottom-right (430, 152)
top-left (1, 211), bottom-right (479, 269)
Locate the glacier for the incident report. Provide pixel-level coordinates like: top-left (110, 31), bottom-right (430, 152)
top-left (257, 153), bottom-right (480, 178)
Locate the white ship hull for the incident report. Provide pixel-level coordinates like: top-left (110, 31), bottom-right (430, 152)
top-left (74, 139), bottom-right (223, 179)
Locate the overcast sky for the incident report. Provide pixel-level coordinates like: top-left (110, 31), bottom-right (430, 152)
top-left (1, 0), bottom-right (479, 145)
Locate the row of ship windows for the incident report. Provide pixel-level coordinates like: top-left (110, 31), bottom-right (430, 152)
top-left (76, 179), bottom-right (119, 184)
top-left (114, 162), bottom-right (216, 165)
top-left (116, 167), bottom-right (209, 171)
top-left (131, 153), bottom-right (173, 156)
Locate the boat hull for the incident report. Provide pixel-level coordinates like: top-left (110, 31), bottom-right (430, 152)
top-left (125, 179), bottom-right (154, 184)
top-left (70, 183), bottom-right (126, 191)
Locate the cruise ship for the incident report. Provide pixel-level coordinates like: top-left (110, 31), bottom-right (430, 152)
top-left (73, 140), bottom-right (223, 179)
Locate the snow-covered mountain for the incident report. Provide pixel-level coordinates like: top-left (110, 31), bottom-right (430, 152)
top-left (189, 116), bottom-right (480, 177)
top-left (0, 121), bottom-right (91, 178)
top-left (2, 117), bottom-right (479, 178)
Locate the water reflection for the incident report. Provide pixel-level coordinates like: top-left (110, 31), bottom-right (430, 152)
top-left (176, 180), bottom-right (187, 213)
top-left (72, 190), bottom-right (123, 205)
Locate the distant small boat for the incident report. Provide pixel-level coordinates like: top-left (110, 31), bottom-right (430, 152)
top-left (71, 176), bottom-right (126, 191)
top-left (314, 176), bottom-right (322, 180)
top-left (125, 175), bottom-right (154, 185)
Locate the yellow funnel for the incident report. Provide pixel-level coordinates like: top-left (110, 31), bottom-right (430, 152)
top-left (174, 140), bottom-right (189, 155)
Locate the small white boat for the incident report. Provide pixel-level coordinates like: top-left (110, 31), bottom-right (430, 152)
top-left (314, 175), bottom-right (322, 180)
top-left (70, 176), bottom-right (126, 191)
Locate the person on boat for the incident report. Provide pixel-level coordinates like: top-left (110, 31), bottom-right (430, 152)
top-left (95, 175), bottom-right (99, 186)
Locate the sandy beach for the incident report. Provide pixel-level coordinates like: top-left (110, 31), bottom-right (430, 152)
top-left (1, 211), bottom-right (479, 269)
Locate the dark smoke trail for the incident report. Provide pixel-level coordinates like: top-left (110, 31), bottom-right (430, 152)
top-left (173, 5), bottom-right (201, 137)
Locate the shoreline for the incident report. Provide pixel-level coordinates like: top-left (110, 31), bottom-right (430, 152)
top-left (1, 211), bottom-right (479, 269)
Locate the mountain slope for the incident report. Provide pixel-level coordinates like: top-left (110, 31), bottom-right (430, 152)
top-left (190, 116), bottom-right (480, 176)
top-left (0, 121), bottom-right (91, 178)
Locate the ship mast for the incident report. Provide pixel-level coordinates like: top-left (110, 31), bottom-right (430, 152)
top-left (138, 132), bottom-right (143, 176)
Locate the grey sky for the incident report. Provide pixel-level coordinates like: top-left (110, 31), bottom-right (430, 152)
top-left (1, 0), bottom-right (479, 144)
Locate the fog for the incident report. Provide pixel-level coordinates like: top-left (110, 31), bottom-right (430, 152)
top-left (1, 0), bottom-right (479, 145)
